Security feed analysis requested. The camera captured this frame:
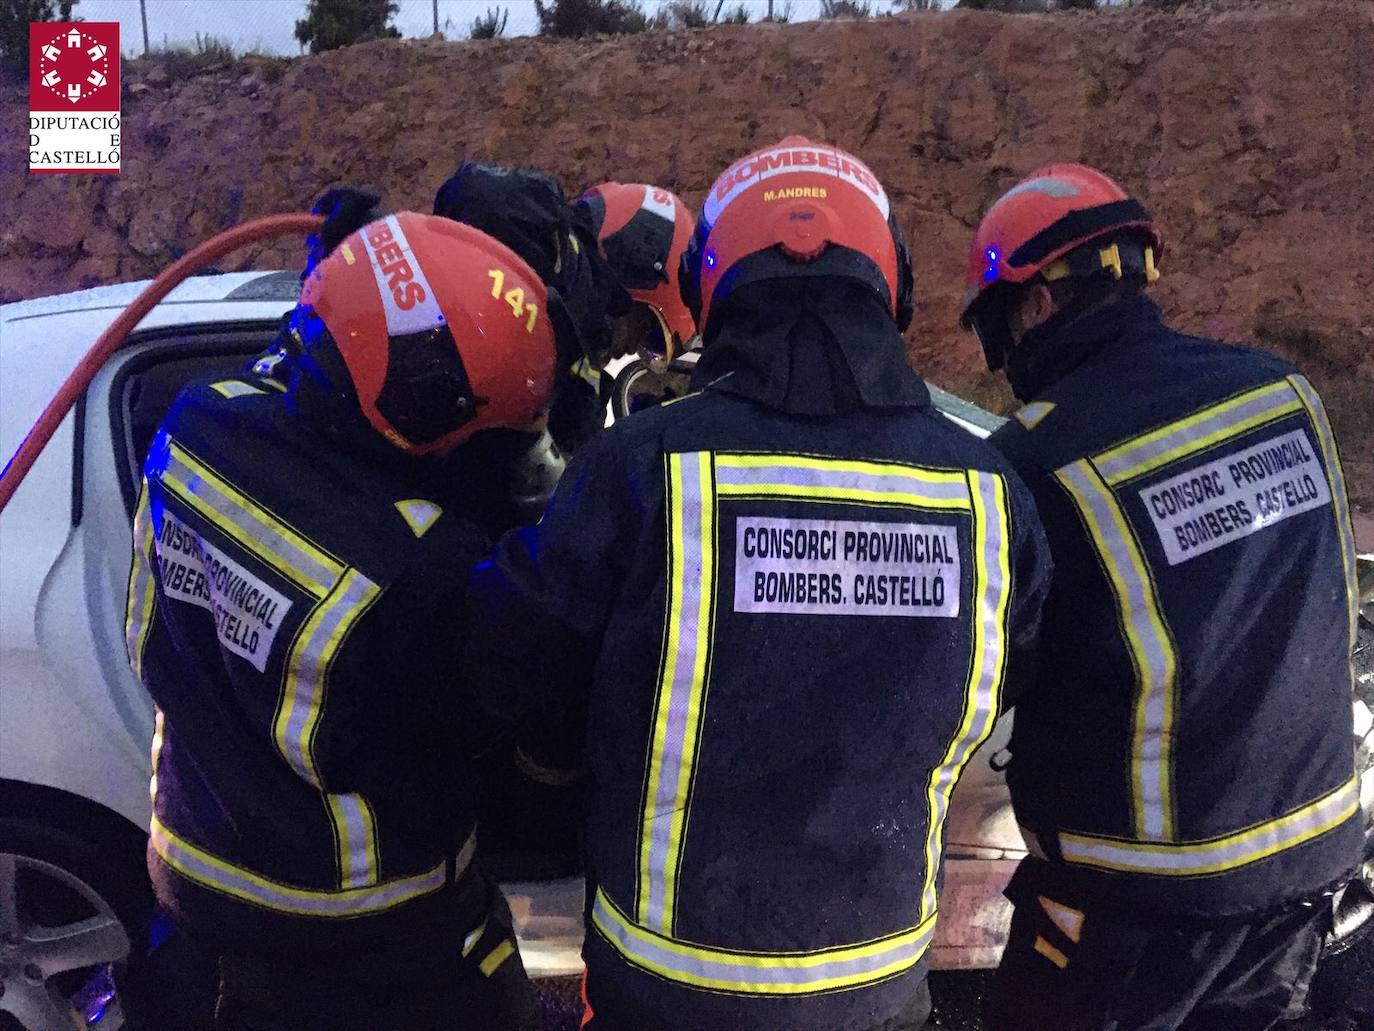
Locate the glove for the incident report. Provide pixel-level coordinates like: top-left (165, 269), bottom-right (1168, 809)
top-left (304, 186), bottom-right (383, 278)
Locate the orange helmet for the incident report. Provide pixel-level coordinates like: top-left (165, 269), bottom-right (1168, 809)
top-left (579, 182), bottom-right (696, 361)
top-left (680, 135), bottom-right (913, 337)
top-left (297, 212), bottom-right (557, 456)
top-left (960, 164), bottom-right (1162, 369)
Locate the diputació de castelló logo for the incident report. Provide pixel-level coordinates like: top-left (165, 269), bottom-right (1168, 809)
top-left (29, 21), bottom-right (121, 174)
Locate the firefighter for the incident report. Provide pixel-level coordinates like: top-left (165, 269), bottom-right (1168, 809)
top-left (960, 164), bottom-right (1363, 1031)
top-left (462, 136), bottom-right (1052, 1031)
top-left (123, 214), bottom-right (555, 1030)
top-left (577, 181), bottom-right (698, 364)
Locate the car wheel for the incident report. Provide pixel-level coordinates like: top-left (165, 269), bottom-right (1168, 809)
top-left (0, 817), bottom-right (149, 1031)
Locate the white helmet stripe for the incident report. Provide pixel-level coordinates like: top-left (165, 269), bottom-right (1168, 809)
top-left (359, 215), bottom-right (445, 337)
top-left (703, 143), bottom-right (890, 227)
top-left (639, 185), bottom-right (677, 224)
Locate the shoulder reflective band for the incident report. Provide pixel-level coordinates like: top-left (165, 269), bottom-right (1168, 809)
top-left (919, 470), bottom-right (1012, 920)
top-left (1014, 402), bottom-right (1056, 431)
top-left (150, 815), bottom-right (476, 917)
top-left (593, 888), bottom-right (935, 996)
top-left (1056, 459), bottom-right (1178, 841)
top-left (1058, 777), bottom-right (1359, 876)
top-left (157, 437), bottom-right (344, 598)
top-left (638, 451), bottom-right (716, 933)
top-left (1094, 380), bottom-right (1302, 487)
top-left (1289, 374), bottom-right (1361, 653)
top-left (124, 480), bottom-right (158, 683)
top-left (714, 454), bottom-right (971, 511)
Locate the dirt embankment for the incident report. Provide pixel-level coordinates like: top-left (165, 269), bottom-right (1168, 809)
top-left (2, 0), bottom-right (1371, 524)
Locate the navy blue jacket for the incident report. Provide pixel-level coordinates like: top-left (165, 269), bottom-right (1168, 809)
top-left (126, 354), bottom-right (501, 959)
top-left (992, 295), bottom-right (1362, 918)
top-left (465, 287), bottom-right (1052, 1030)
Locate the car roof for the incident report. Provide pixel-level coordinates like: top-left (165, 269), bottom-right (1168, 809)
top-left (0, 270), bottom-right (300, 324)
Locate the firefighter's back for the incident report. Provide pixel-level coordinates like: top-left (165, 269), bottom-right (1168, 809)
top-left (579, 388), bottom-right (1047, 1030)
top-left (131, 369), bottom-right (490, 957)
top-left (992, 308), bottom-right (1362, 917)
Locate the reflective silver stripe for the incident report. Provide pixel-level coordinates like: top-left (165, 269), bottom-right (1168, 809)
top-left (638, 451), bottom-right (714, 933)
top-left (1289, 374), bottom-right (1361, 650)
top-left (715, 456), bottom-right (970, 508)
top-left (1014, 402), bottom-right (1056, 431)
top-left (1059, 778), bottom-right (1360, 876)
top-left (149, 709), bottom-right (165, 805)
top-left (455, 826), bottom-right (477, 879)
top-left (151, 815), bottom-right (448, 918)
top-left (159, 437), bottom-right (342, 597)
top-left (1094, 380), bottom-right (1301, 486)
top-left (124, 481), bottom-right (158, 682)
top-left (593, 889), bottom-right (934, 995)
top-left (1056, 459), bottom-right (1177, 841)
top-left (920, 470), bottom-right (1011, 917)
top-left (274, 569), bottom-right (380, 786)
top-left (209, 380), bottom-right (266, 399)
top-left (330, 793), bottom-right (378, 889)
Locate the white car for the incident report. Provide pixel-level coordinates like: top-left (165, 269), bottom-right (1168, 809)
top-left (1, 272), bottom-right (1371, 1029)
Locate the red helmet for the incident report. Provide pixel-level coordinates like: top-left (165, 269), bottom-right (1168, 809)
top-left (960, 164), bottom-right (1162, 367)
top-left (680, 135), bottom-right (913, 336)
top-left (298, 212), bottom-right (556, 456)
top-left (580, 182), bottom-right (697, 361)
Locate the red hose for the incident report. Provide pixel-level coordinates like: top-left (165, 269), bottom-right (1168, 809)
top-left (0, 213), bottom-right (323, 514)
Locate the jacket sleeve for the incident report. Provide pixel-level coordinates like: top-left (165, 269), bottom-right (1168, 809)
top-left (462, 431), bottom-right (641, 761)
top-left (992, 435), bottom-right (1055, 711)
top-left (305, 527), bottom-right (491, 792)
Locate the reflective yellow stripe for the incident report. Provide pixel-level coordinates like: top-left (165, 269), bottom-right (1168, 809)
top-left (160, 439), bottom-right (342, 598)
top-left (1033, 936), bottom-right (1069, 969)
top-left (151, 814), bottom-right (449, 917)
top-left (209, 380), bottom-right (267, 399)
top-left (715, 454), bottom-right (971, 511)
top-left (462, 919), bottom-right (488, 957)
top-left (1037, 896), bottom-right (1084, 943)
top-left (479, 940), bottom-right (516, 977)
top-left (124, 480), bottom-right (158, 683)
top-left (1056, 459), bottom-right (1178, 841)
top-left (1058, 777), bottom-right (1360, 876)
top-left (1289, 375), bottom-right (1360, 652)
top-left (149, 709), bottom-right (165, 805)
top-left (1014, 402), bottom-right (1056, 431)
top-left (919, 470), bottom-right (1011, 919)
top-left (637, 452), bottom-right (716, 932)
top-left (272, 568), bottom-right (382, 886)
top-left (1095, 380), bottom-right (1302, 486)
top-left (329, 793), bottom-right (380, 889)
top-left (593, 888), bottom-right (936, 995)
top-left (717, 453), bottom-right (968, 486)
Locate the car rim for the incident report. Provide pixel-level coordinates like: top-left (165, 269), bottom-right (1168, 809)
top-left (0, 852), bottom-right (130, 1031)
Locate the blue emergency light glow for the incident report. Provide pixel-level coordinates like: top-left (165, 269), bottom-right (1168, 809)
top-left (982, 248), bottom-right (999, 282)
top-left (704, 250), bottom-right (717, 270)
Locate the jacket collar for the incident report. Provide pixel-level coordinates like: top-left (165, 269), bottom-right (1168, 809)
top-left (690, 279), bottom-right (930, 417)
top-left (1010, 294), bottom-right (1164, 401)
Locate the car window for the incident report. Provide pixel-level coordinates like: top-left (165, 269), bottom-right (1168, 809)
top-left (110, 326), bottom-right (282, 514)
